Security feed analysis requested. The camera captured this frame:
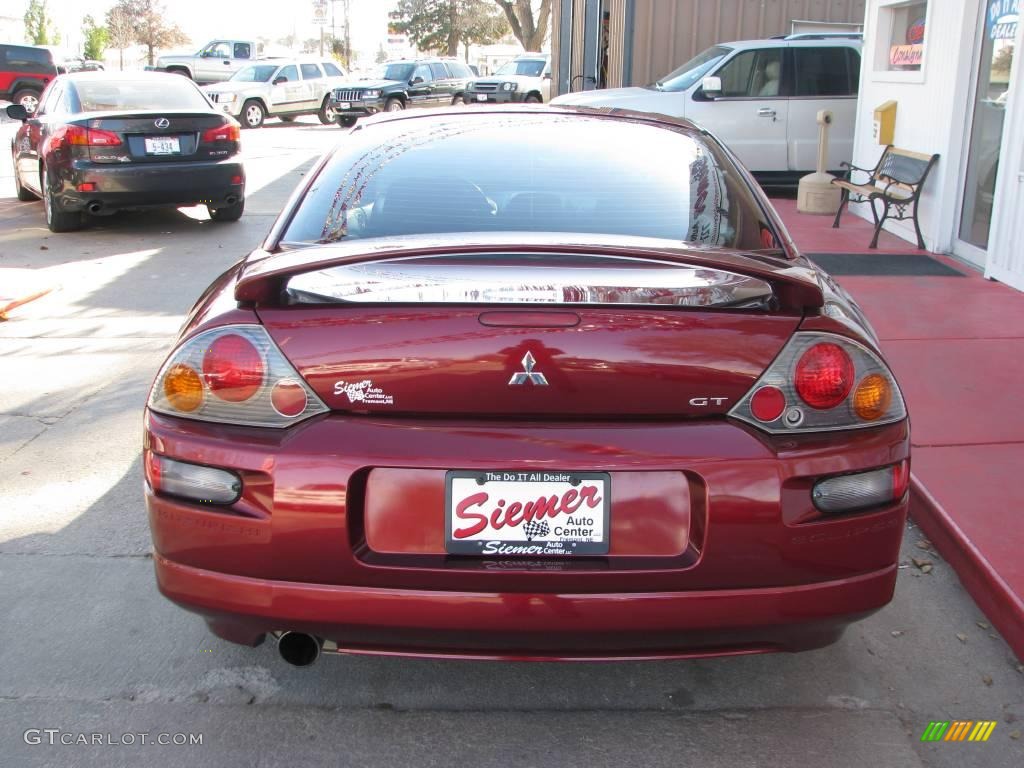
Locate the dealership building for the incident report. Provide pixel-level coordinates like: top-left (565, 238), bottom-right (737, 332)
top-left (552, 0), bottom-right (1023, 291)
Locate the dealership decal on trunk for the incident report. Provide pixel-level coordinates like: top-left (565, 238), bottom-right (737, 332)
top-left (333, 379), bottom-right (394, 405)
top-left (445, 470), bottom-right (611, 556)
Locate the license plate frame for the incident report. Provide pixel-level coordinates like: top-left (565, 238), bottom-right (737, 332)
top-left (445, 470), bottom-right (610, 556)
top-left (144, 136), bottom-right (180, 155)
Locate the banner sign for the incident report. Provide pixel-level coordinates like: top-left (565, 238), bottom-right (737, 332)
top-left (988, 0), bottom-right (1019, 40)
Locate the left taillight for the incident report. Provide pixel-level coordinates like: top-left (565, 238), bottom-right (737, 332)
top-left (729, 332), bottom-right (907, 433)
top-left (147, 325), bottom-right (328, 427)
top-left (201, 119), bottom-right (241, 143)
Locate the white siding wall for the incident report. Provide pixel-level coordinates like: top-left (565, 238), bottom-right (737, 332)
top-left (850, 0), bottom-right (980, 251)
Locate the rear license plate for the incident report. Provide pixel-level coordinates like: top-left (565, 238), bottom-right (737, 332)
top-left (336, 102), bottom-right (350, 109)
top-left (476, 94), bottom-right (488, 102)
top-left (445, 470), bottom-right (610, 556)
top-left (144, 136), bottom-right (180, 155)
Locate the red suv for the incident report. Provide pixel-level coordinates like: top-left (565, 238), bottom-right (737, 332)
top-left (1, 44), bottom-right (57, 114)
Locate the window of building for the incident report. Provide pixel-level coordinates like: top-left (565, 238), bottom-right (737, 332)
top-left (875, 1), bottom-right (928, 73)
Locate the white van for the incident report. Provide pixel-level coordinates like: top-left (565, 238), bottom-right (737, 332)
top-left (551, 36), bottom-right (862, 184)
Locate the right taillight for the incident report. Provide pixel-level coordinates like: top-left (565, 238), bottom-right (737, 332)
top-left (201, 120), bottom-right (241, 143)
top-left (729, 332), bottom-right (907, 433)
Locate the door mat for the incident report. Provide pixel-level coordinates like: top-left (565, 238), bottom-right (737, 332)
top-left (808, 253), bottom-right (967, 277)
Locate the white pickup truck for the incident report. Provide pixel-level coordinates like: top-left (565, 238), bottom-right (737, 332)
top-left (154, 40), bottom-right (263, 84)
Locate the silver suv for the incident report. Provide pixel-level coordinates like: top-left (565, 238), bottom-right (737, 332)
top-left (202, 58), bottom-right (348, 128)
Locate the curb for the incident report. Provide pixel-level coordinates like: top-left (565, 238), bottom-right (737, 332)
top-left (909, 475), bottom-right (1024, 662)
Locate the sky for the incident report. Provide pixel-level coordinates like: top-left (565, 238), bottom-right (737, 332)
top-left (33, 0), bottom-right (399, 63)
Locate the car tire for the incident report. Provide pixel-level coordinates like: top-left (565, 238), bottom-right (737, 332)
top-left (208, 198), bottom-right (245, 222)
top-left (280, 115), bottom-right (297, 123)
top-left (241, 100), bottom-right (266, 129)
top-left (451, 94), bottom-right (466, 106)
top-left (41, 168), bottom-right (83, 233)
top-left (318, 97), bottom-right (338, 125)
top-left (525, 93), bottom-right (542, 104)
top-left (12, 154), bottom-right (37, 201)
top-left (12, 89), bottom-right (42, 115)
top-left (336, 116), bottom-right (357, 128)
top-left (384, 97), bottom-right (405, 112)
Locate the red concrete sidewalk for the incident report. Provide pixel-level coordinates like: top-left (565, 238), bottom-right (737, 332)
top-left (773, 197), bottom-right (1024, 663)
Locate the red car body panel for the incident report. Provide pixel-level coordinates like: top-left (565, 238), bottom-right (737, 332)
top-left (144, 107), bottom-right (909, 660)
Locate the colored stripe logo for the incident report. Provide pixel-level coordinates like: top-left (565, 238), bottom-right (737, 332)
top-left (921, 721), bottom-right (997, 742)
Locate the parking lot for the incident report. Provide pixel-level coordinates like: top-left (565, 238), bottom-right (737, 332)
top-left (1, 116), bottom-right (1022, 768)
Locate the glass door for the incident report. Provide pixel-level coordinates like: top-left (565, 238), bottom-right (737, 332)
top-left (955, 1), bottom-right (1017, 264)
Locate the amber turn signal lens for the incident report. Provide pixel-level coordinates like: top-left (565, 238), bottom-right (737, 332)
top-left (853, 373), bottom-right (892, 421)
top-left (163, 363), bottom-right (204, 412)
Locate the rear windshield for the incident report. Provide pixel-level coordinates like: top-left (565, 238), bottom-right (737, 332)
top-left (282, 113), bottom-right (777, 251)
top-left (75, 78), bottom-right (210, 112)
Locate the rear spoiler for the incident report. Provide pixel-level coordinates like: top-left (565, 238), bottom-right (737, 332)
top-left (234, 233), bottom-right (825, 310)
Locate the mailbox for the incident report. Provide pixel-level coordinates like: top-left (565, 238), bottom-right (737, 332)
top-left (873, 100), bottom-right (897, 145)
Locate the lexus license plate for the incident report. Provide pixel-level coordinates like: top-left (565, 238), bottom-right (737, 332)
top-left (144, 136), bottom-right (180, 155)
top-left (445, 470), bottom-right (610, 556)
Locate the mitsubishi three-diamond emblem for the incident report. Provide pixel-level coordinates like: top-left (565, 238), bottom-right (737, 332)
top-left (508, 351), bottom-right (548, 386)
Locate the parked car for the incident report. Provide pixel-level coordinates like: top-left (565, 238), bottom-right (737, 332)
top-left (0, 43), bottom-right (58, 114)
top-left (552, 35), bottom-right (862, 184)
top-left (154, 39), bottom-right (262, 84)
top-left (203, 58), bottom-right (348, 128)
top-left (7, 71), bottom-right (244, 232)
top-left (328, 57), bottom-right (474, 127)
top-left (143, 105), bottom-right (909, 666)
top-left (465, 53), bottom-right (550, 104)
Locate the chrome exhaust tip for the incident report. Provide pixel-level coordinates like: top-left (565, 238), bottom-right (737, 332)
top-left (87, 201), bottom-right (103, 214)
top-left (225, 195), bottom-right (239, 206)
top-left (277, 631), bottom-right (322, 667)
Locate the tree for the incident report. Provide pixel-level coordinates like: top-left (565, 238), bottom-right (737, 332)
top-left (494, 0), bottom-right (551, 51)
top-left (24, 0), bottom-right (59, 46)
top-left (82, 15), bottom-right (108, 62)
top-left (375, 43), bottom-right (388, 64)
top-left (108, 0), bottom-right (189, 66)
top-left (105, 4), bottom-right (134, 70)
top-left (391, 0), bottom-right (508, 57)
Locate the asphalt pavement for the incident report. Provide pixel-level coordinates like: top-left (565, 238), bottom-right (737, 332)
top-left (0, 116), bottom-right (1021, 768)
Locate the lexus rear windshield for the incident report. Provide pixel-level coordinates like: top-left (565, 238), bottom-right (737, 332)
top-left (281, 113), bottom-right (779, 251)
top-left (75, 79), bottom-right (211, 112)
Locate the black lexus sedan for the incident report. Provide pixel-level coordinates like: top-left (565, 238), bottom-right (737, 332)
top-left (7, 71), bottom-right (245, 233)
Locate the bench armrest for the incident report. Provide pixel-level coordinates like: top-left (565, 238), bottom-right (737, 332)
top-left (837, 161), bottom-right (874, 184)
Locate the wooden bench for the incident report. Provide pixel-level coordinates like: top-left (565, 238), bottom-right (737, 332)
top-left (831, 146), bottom-right (939, 249)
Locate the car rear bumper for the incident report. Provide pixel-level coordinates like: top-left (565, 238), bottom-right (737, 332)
top-left (59, 159), bottom-right (244, 212)
top-left (155, 552), bottom-right (897, 659)
top-left (145, 412), bottom-right (909, 658)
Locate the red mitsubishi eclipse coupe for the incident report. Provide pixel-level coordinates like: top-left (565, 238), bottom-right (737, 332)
top-left (144, 106), bottom-right (909, 666)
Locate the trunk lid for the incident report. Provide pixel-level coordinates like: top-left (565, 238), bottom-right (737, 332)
top-left (249, 237), bottom-right (819, 418)
top-left (71, 112), bottom-right (235, 164)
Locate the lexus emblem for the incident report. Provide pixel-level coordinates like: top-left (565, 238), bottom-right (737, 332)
top-left (508, 351), bottom-right (548, 386)
top-left (154, 117), bottom-right (170, 129)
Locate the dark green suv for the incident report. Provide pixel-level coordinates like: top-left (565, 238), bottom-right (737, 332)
top-left (329, 58), bottom-right (474, 127)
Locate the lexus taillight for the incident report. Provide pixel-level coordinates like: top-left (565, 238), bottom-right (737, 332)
top-left (729, 332), bottom-right (906, 433)
top-left (147, 325), bottom-right (327, 427)
top-left (65, 125), bottom-right (122, 146)
top-left (202, 120), bottom-right (241, 142)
